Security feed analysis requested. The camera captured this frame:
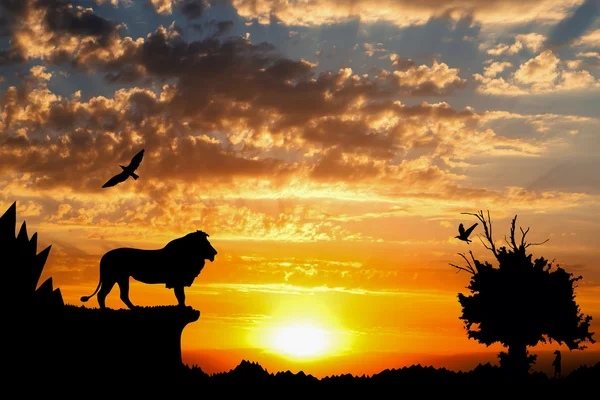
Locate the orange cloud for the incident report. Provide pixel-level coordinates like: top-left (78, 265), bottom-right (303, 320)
top-left (0, 63), bottom-right (567, 212)
top-left (574, 28), bottom-right (600, 47)
top-left (149, 0), bottom-right (174, 15)
top-left (474, 50), bottom-right (600, 95)
top-left (486, 40), bottom-right (523, 56)
top-left (148, 0), bottom-right (209, 20)
top-left (481, 33), bottom-right (547, 56)
top-left (392, 61), bottom-right (467, 95)
top-left (230, 0), bottom-right (583, 27)
top-left (514, 50), bottom-right (561, 88)
top-left (1, 11), bottom-right (595, 262)
top-left (0, 0), bottom-right (122, 65)
top-left (483, 61), bottom-right (513, 78)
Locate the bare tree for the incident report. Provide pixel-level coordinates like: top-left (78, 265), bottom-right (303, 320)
top-left (453, 211), bottom-right (550, 269)
top-left (451, 210), bottom-right (594, 377)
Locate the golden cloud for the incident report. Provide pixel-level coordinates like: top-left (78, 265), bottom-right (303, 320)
top-left (148, 0), bottom-right (209, 20)
top-left (474, 50), bottom-right (600, 95)
top-left (574, 28), bottom-right (600, 47)
top-left (1, 0), bottom-right (122, 65)
top-left (0, 63), bottom-right (561, 211)
top-left (149, 0), bottom-right (173, 15)
top-left (483, 61), bottom-right (513, 78)
top-left (231, 0), bottom-right (583, 27)
top-left (482, 33), bottom-right (547, 56)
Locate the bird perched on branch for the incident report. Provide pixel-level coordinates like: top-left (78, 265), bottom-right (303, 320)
top-left (456, 223), bottom-right (478, 244)
top-left (102, 149), bottom-right (145, 188)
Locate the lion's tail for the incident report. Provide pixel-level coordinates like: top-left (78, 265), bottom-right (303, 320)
top-left (81, 279), bottom-right (101, 303)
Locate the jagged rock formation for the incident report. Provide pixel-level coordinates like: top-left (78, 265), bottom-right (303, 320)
top-left (1, 202), bottom-right (64, 386)
top-left (0, 201), bottom-right (64, 311)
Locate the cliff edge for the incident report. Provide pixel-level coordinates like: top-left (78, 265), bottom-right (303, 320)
top-left (28, 305), bottom-right (200, 388)
top-left (2, 202), bottom-right (200, 392)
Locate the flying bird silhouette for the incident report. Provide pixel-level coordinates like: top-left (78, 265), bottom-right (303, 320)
top-left (456, 223), bottom-right (478, 244)
top-left (102, 149), bottom-right (145, 188)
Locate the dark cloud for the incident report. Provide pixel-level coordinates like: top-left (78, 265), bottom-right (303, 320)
top-left (195, 19), bottom-right (235, 37)
top-left (152, 136), bottom-right (295, 182)
top-left (216, 20), bottom-right (234, 36)
top-left (0, 0), bottom-right (27, 38)
top-left (0, 0), bottom-right (26, 13)
top-left (0, 68), bottom-right (296, 192)
top-left (0, 48), bottom-right (24, 65)
top-left (0, 0), bottom-right (27, 20)
top-left (0, 64), bottom-right (482, 196)
top-left (102, 26), bottom-right (400, 130)
top-left (310, 147), bottom-right (383, 182)
top-left (543, 0), bottom-right (600, 50)
top-left (392, 57), bottom-right (417, 71)
top-left (0, 2), bottom-right (485, 196)
top-left (0, 0), bottom-right (120, 65)
top-left (42, 0), bottom-right (117, 43)
top-left (1, 0), bottom-right (469, 135)
top-left (303, 118), bottom-right (397, 159)
top-left (0, 117), bottom-right (293, 192)
top-left (177, 0), bottom-right (208, 20)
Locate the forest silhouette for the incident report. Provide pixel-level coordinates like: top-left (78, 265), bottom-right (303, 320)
top-left (2, 201), bottom-right (597, 393)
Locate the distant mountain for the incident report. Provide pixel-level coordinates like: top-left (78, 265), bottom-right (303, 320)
top-left (182, 348), bottom-right (600, 378)
top-left (182, 359), bottom-right (599, 389)
top-left (224, 360), bottom-right (272, 382)
top-left (207, 360), bottom-right (321, 386)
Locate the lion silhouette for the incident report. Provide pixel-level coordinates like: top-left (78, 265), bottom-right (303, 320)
top-left (81, 230), bottom-right (217, 309)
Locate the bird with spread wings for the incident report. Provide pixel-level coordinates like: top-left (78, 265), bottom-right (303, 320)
top-left (102, 149), bottom-right (145, 188)
top-left (455, 222), bottom-right (478, 244)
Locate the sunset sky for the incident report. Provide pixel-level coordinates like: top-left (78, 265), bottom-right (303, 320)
top-left (1, 0), bottom-right (599, 377)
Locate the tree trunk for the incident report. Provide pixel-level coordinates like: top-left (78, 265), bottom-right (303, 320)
top-left (500, 343), bottom-right (531, 378)
top-left (509, 344), bottom-right (529, 375)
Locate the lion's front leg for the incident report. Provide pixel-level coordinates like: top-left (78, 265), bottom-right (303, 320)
top-left (174, 286), bottom-right (186, 307)
top-left (118, 277), bottom-right (137, 310)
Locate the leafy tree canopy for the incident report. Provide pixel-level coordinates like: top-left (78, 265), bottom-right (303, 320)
top-left (451, 211), bottom-right (595, 373)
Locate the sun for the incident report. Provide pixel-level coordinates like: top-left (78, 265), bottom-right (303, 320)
top-left (272, 324), bottom-right (330, 358)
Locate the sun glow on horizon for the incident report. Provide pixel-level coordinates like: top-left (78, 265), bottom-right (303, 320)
top-left (272, 324), bottom-right (330, 358)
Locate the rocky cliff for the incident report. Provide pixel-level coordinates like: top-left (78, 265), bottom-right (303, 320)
top-left (1, 202), bottom-right (200, 392)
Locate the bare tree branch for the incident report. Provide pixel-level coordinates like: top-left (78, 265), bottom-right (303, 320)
top-left (463, 210), bottom-right (498, 259)
top-left (510, 216), bottom-right (518, 251)
top-left (525, 239), bottom-right (550, 248)
top-left (449, 263), bottom-right (475, 274)
top-left (457, 252), bottom-right (476, 273)
top-left (520, 226), bottom-right (531, 248)
top-left (449, 251), bottom-right (481, 275)
top-left (450, 264), bottom-right (474, 275)
top-left (477, 234), bottom-right (493, 251)
top-left (452, 210), bottom-right (551, 276)
top-left (468, 250), bottom-right (479, 273)
top-left (516, 222), bottom-right (549, 248)
top-left (487, 210), bottom-right (493, 249)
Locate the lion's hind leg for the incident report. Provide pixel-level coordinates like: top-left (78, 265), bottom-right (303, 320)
top-left (97, 280), bottom-right (115, 309)
top-left (117, 277), bottom-right (137, 310)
